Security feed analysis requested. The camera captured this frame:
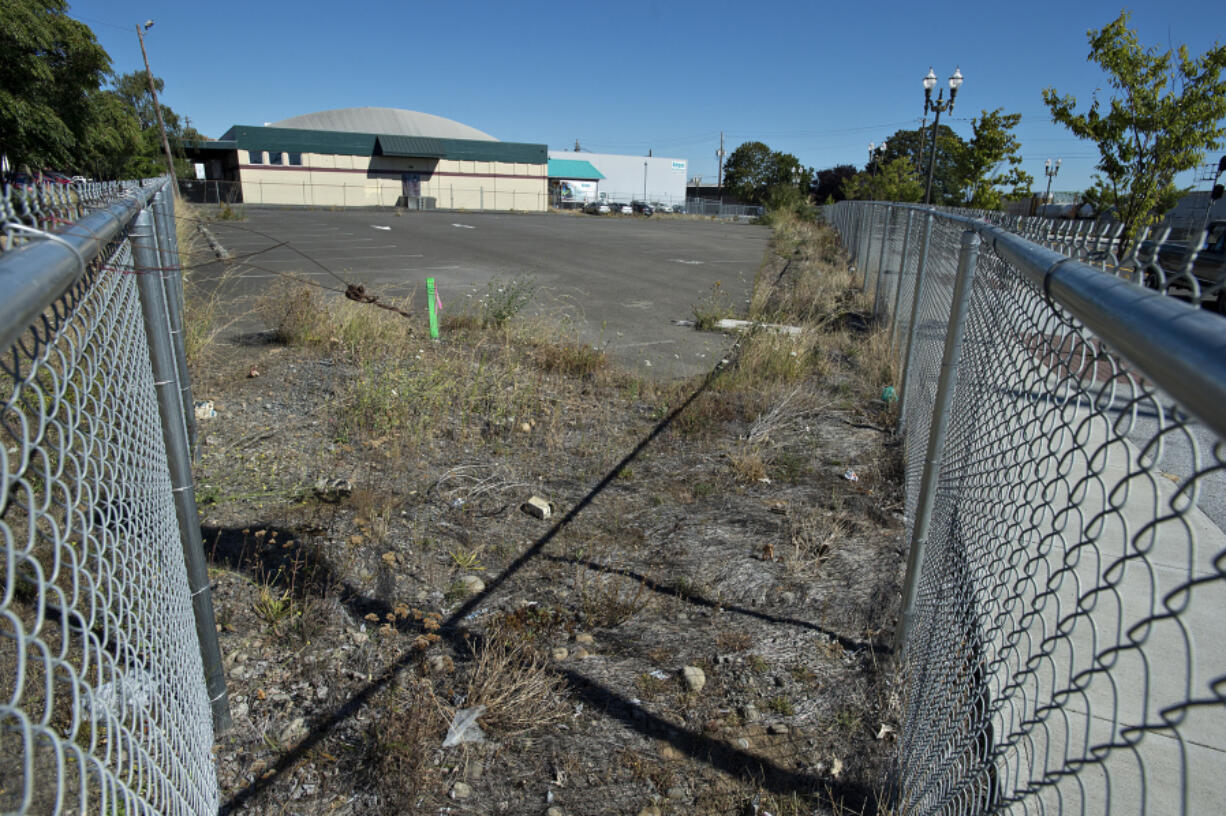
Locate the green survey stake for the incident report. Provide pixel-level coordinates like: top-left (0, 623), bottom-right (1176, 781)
top-left (427, 277), bottom-right (439, 340)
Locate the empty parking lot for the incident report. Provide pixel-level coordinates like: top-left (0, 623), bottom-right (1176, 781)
top-left (200, 209), bottom-right (771, 378)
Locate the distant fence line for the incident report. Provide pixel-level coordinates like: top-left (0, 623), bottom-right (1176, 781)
top-left (1, 177), bottom-right (226, 814)
top-left (825, 201), bottom-right (1226, 815)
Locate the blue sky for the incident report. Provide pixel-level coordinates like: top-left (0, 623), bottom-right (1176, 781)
top-left (68, 0), bottom-right (1225, 196)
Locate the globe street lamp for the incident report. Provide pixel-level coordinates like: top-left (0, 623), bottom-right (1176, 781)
top-left (868, 141), bottom-right (887, 199)
top-left (921, 66), bottom-right (963, 205)
top-left (1043, 158), bottom-right (1062, 204)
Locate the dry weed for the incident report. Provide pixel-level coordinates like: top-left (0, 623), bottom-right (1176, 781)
top-left (575, 564), bottom-right (654, 627)
top-left (442, 634), bottom-right (569, 736)
top-left (727, 445), bottom-right (768, 483)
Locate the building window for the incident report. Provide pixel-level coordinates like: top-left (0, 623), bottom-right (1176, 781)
top-left (269, 151), bottom-right (283, 165)
top-left (287, 152), bottom-right (302, 166)
top-left (248, 150), bottom-right (263, 164)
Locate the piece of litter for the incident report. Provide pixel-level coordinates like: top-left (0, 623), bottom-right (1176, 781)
top-left (757, 476), bottom-right (772, 484)
top-left (370, 225), bottom-right (391, 231)
top-left (650, 670), bottom-right (669, 680)
top-left (843, 469), bottom-right (859, 482)
top-left (442, 705), bottom-right (486, 747)
top-left (875, 723), bottom-right (896, 740)
top-left (89, 668), bottom-right (157, 718)
top-left (193, 400), bottom-right (216, 420)
top-left (451, 498), bottom-right (465, 508)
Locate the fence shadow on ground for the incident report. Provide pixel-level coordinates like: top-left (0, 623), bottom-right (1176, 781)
top-left (212, 349), bottom-right (885, 815)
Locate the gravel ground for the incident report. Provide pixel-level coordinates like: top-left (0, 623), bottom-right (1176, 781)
top-left (192, 217), bottom-right (905, 816)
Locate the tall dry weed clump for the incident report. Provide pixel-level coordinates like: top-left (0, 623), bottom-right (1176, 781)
top-left (175, 198), bottom-right (238, 367)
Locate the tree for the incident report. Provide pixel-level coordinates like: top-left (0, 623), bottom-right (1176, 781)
top-left (723, 141), bottom-right (811, 204)
top-left (841, 157), bottom-right (924, 203)
top-left (1042, 12), bottom-right (1226, 245)
top-left (109, 71), bottom-right (202, 178)
top-left (811, 164), bottom-right (858, 203)
top-left (879, 125), bottom-right (968, 205)
top-left (0, 0), bottom-right (114, 171)
top-left (962, 108), bottom-right (1032, 209)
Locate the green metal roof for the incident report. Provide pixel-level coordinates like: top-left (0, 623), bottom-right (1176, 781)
top-left (548, 159), bottom-right (604, 180)
top-left (375, 135), bottom-right (446, 158)
top-left (184, 139), bottom-right (237, 152)
top-left (219, 124), bottom-right (546, 164)
top-left (222, 125), bottom-right (374, 155)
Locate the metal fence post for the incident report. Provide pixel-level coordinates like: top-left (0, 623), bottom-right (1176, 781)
top-left (894, 229), bottom-right (980, 655)
top-left (849, 204), bottom-right (861, 267)
top-left (898, 212), bottom-right (934, 428)
top-left (132, 207), bottom-right (232, 733)
top-left (152, 188), bottom-right (198, 455)
top-left (889, 210), bottom-right (915, 345)
top-left (873, 206), bottom-right (893, 318)
top-left (862, 204), bottom-right (875, 288)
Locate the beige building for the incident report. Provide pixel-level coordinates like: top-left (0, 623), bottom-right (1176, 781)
top-left (185, 107), bottom-right (548, 211)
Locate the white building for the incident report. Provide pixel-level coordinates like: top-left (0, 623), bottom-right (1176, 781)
top-left (547, 151), bottom-right (687, 206)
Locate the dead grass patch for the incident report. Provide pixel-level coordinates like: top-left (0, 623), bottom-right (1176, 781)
top-left (438, 634), bottom-right (569, 736)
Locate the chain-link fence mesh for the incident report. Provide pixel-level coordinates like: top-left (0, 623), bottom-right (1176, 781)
top-left (1, 179), bottom-right (220, 814)
top-left (827, 201), bottom-right (1226, 815)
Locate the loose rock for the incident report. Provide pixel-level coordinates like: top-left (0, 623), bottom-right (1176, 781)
top-left (451, 782), bottom-right (472, 800)
top-left (460, 574), bottom-right (486, 594)
top-left (768, 722), bottom-right (790, 735)
top-left (521, 496), bottom-right (552, 519)
top-left (279, 717), bottom-right (306, 744)
top-left (575, 633), bottom-right (594, 645)
top-left (551, 647), bottom-right (569, 661)
top-left (681, 666), bottom-right (706, 693)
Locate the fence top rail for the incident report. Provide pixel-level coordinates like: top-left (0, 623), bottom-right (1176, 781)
top-left (0, 177), bottom-right (167, 352)
top-left (834, 201), bottom-right (1226, 442)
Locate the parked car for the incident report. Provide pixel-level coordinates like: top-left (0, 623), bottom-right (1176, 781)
top-left (608, 202), bottom-right (633, 215)
top-left (630, 201), bottom-right (654, 215)
top-left (1139, 219), bottom-right (1226, 313)
top-left (583, 200), bottom-right (611, 215)
top-left (670, 204), bottom-right (686, 214)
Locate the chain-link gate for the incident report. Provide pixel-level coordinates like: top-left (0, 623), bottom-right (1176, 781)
top-left (1, 178), bottom-right (226, 814)
top-left (827, 201), bottom-right (1226, 815)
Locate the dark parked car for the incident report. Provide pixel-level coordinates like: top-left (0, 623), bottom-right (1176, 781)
top-left (1139, 220), bottom-right (1226, 313)
top-left (630, 200), bottom-right (654, 215)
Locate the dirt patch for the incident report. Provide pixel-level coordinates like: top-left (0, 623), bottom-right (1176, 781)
top-left (193, 216), bottom-right (906, 815)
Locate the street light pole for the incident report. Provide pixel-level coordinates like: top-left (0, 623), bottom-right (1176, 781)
top-left (868, 141), bottom-right (887, 200)
top-left (1043, 158), bottom-right (1062, 204)
top-left (921, 67), bottom-right (963, 205)
top-left (137, 20), bottom-right (177, 186)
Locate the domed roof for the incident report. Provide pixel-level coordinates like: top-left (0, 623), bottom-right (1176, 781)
top-left (271, 107), bottom-right (497, 141)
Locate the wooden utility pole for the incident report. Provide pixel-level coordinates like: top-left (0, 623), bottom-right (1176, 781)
top-left (716, 131), bottom-right (725, 199)
top-left (137, 21), bottom-right (178, 186)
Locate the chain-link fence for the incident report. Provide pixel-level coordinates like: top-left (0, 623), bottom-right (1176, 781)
top-left (826, 201), bottom-right (1226, 815)
top-left (1, 178), bottom-right (227, 814)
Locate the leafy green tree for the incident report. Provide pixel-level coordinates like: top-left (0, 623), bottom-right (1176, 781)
top-left (1042, 12), bottom-right (1226, 245)
top-left (811, 164), bottom-right (858, 203)
top-left (879, 125), bottom-right (968, 205)
top-left (842, 157), bottom-right (924, 202)
top-left (723, 141), bottom-right (811, 204)
top-left (110, 70), bottom-right (202, 178)
top-left (962, 108), bottom-right (1032, 209)
top-left (0, 0), bottom-right (114, 171)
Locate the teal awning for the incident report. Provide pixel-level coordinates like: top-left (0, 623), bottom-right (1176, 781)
top-left (548, 159), bottom-right (604, 180)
